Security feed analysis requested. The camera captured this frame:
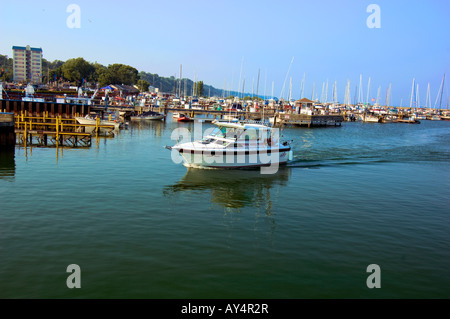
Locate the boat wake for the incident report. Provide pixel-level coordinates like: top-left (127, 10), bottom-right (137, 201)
top-left (286, 158), bottom-right (392, 169)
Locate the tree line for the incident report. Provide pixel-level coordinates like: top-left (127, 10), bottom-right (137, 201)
top-left (0, 54), bottom-right (224, 97)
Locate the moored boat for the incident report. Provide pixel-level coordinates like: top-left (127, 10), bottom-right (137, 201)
top-left (430, 115), bottom-right (442, 121)
top-left (173, 113), bottom-right (193, 122)
top-left (75, 114), bottom-right (121, 130)
top-left (130, 111), bottom-right (165, 121)
top-left (362, 113), bottom-right (381, 123)
top-left (395, 117), bottom-right (420, 124)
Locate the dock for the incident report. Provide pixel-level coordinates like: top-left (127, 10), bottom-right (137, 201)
top-left (117, 105), bottom-right (344, 127)
top-left (0, 112), bottom-right (16, 148)
top-left (272, 113), bottom-right (343, 127)
top-left (1, 99), bottom-right (121, 148)
top-left (14, 114), bottom-right (118, 147)
top-left (1, 98), bottom-right (91, 118)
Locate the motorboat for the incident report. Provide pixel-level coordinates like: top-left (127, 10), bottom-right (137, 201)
top-left (166, 120), bottom-right (293, 170)
top-left (362, 113), bottom-right (381, 123)
top-left (173, 113), bottom-right (192, 122)
top-left (75, 114), bottom-right (121, 130)
top-left (130, 110), bottom-right (165, 121)
top-left (395, 117), bottom-right (421, 124)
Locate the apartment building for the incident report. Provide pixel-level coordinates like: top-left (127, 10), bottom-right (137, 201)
top-left (12, 45), bottom-right (43, 83)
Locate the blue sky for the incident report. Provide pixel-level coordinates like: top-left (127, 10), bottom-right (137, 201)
top-left (1, 0), bottom-right (449, 106)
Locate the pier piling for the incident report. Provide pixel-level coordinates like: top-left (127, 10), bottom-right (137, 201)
top-left (0, 112), bottom-right (16, 148)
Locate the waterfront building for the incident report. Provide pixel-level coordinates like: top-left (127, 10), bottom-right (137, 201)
top-left (12, 45), bottom-right (43, 84)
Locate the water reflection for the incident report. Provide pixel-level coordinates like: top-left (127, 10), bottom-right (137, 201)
top-left (164, 168), bottom-right (291, 214)
top-left (128, 120), bottom-right (166, 137)
top-left (0, 148), bottom-right (15, 181)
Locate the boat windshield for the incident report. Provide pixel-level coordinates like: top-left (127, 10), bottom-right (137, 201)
top-left (200, 137), bottom-right (230, 147)
top-left (201, 138), bottom-right (216, 144)
top-left (210, 126), bottom-right (241, 140)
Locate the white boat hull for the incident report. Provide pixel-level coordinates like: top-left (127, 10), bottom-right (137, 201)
top-left (130, 115), bottom-right (164, 121)
top-left (174, 147), bottom-right (292, 169)
top-left (76, 117), bottom-right (120, 128)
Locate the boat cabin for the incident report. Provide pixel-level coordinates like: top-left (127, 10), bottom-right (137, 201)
top-left (200, 122), bottom-right (276, 148)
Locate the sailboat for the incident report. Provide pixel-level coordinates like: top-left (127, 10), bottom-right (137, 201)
top-left (432, 74), bottom-right (446, 120)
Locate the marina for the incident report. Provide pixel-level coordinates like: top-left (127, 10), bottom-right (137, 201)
top-left (1, 117), bottom-right (449, 298)
top-left (1, 0), bottom-right (449, 305)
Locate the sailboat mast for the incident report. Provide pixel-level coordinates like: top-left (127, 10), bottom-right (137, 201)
top-left (256, 69), bottom-right (260, 99)
top-left (376, 86), bottom-right (381, 105)
top-left (271, 81), bottom-right (274, 100)
top-left (358, 74), bottom-right (363, 104)
top-left (312, 82), bottom-right (315, 101)
top-left (439, 74), bottom-right (445, 109)
top-left (300, 72), bottom-right (305, 98)
top-left (321, 82), bottom-right (325, 103)
top-left (334, 80), bottom-right (337, 105)
top-left (410, 78), bottom-right (415, 109)
top-left (416, 83), bottom-right (420, 108)
top-left (179, 64), bottom-right (182, 98)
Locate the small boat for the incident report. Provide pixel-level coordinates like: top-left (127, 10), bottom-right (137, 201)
top-left (395, 117), bottom-right (420, 124)
top-left (380, 115), bottom-right (396, 123)
top-left (362, 113), bottom-right (381, 123)
top-left (173, 113), bottom-right (192, 122)
top-left (165, 120), bottom-right (293, 170)
top-left (130, 111), bottom-right (165, 121)
top-left (75, 114), bottom-right (121, 130)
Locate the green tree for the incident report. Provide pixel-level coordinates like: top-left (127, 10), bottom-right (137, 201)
top-left (0, 54), bottom-right (13, 82)
top-left (49, 66), bottom-right (64, 82)
top-left (137, 79), bottom-right (150, 92)
top-left (42, 59), bottom-right (65, 83)
top-left (196, 80), bottom-right (204, 97)
top-left (61, 57), bottom-right (95, 84)
top-left (92, 63), bottom-right (107, 83)
top-left (105, 64), bottom-right (138, 85)
top-left (243, 96), bottom-right (263, 101)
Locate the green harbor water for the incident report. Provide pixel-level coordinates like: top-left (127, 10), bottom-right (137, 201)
top-left (0, 119), bottom-right (449, 298)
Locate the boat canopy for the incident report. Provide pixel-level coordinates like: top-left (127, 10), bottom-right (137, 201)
top-left (213, 121), bottom-right (271, 131)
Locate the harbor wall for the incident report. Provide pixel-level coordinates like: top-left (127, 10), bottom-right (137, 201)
top-left (0, 112), bottom-right (16, 148)
top-left (0, 99), bottom-right (91, 118)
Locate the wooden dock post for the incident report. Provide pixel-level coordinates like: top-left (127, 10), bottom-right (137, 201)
top-left (0, 112), bottom-right (16, 148)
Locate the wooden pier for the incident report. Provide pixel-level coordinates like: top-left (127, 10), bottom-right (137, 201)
top-left (273, 113), bottom-right (343, 127)
top-left (1, 98), bottom-right (91, 118)
top-left (14, 114), bottom-right (117, 148)
top-left (0, 99), bottom-right (121, 147)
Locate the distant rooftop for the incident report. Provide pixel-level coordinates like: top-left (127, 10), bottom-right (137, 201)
top-left (12, 46), bottom-right (42, 52)
top-left (296, 98), bottom-right (315, 103)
